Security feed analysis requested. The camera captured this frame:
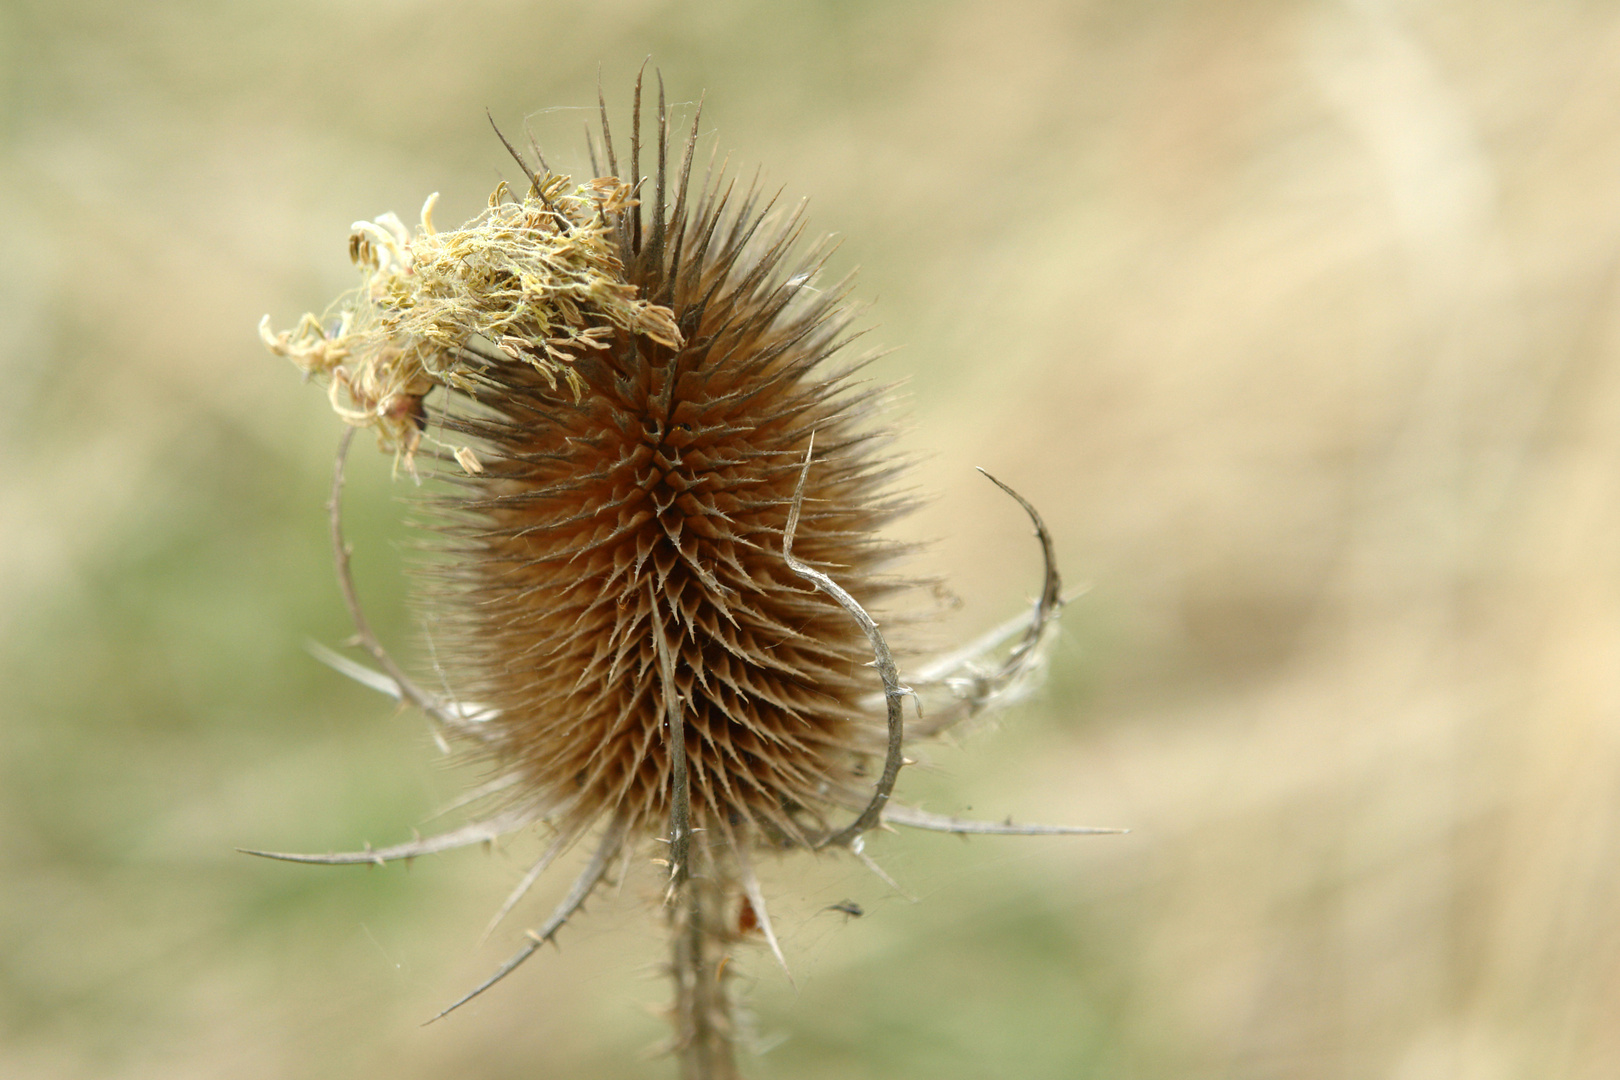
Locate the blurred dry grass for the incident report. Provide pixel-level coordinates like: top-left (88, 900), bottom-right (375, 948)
top-left (7, 0), bottom-right (1620, 1076)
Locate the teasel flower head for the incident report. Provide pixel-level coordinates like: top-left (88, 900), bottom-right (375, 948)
top-left (253, 73), bottom-right (1117, 1076)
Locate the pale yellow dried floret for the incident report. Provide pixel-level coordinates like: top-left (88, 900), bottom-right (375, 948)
top-left (261, 174), bottom-right (683, 469)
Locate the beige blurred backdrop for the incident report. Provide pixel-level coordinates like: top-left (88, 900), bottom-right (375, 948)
top-left (6, 1), bottom-right (1620, 1077)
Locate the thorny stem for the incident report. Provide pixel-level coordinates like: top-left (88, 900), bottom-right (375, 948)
top-left (783, 435), bottom-right (908, 849)
top-left (671, 848), bottom-right (740, 1080)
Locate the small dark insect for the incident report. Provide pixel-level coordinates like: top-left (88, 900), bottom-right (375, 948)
top-left (737, 895), bottom-right (760, 936)
top-left (825, 900), bottom-right (864, 919)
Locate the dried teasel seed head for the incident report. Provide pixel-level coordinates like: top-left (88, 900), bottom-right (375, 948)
top-left (256, 76), bottom-right (1107, 1038)
top-left (423, 131), bottom-right (918, 851)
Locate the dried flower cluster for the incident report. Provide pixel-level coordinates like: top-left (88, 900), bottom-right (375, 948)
top-left (253, 75), bottom-right (1112, 1078)
top-left (260, 171), bottom-right (682, 464)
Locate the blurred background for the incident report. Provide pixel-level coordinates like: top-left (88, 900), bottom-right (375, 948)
top-left (6, 0), bottom-right (1620, 1076)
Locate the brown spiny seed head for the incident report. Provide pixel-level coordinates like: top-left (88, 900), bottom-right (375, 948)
top-left (426, 153), bottom-right (915, 850)
top-left (264, 100), bottom-right (920, 852)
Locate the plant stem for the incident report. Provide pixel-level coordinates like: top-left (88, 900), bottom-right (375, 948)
top-left (671, 855), bottom-right (738, 1080)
